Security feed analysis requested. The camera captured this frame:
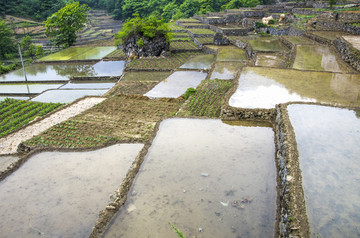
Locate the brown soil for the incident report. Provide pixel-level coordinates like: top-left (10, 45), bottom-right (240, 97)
top-left (105, 81), bottom-right (159, 96)
top-left (25, 94), bottom-right (184, 150)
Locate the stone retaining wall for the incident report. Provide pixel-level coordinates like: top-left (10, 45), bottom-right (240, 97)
top-left (274, 103), bottom-right (310, 238)
top-left (303, 31), bottom-right (332, 45)
top-left (334, 36), bottom-right (360, 71)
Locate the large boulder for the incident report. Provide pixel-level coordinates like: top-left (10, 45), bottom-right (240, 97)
top-left (120, 34), bottom-right (170, 58)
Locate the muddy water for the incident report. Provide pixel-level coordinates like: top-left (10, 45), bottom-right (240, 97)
top-left (210, 62), bottom-right (243, 80)
top-left (0, 61), bottom-right (124, 82)
top-left (287, 105), bottom-right (360, 238)
top-left (229, 67), bottom-right (360, 108)
top-left (249, 37), bottom-right (287, 52)
top-left (293, 45), bottom-right (353, 73)
top-left (0, 83), bottom-right (64, 95)
top-left (38, 47), bottom-right (92, 61)
top-left (255, 53), bottom-right (286, 68)
top-left (32, 89), bottom-right (108, 103)
top-left (69, 47), bottom-right (116, 60)
top-left (103, 119), bottom-right (277, 238)
top-left (217, 46), bottom-right (247, 62)
top-left (60, 81), bottom-right (115, 89)
top-left (38, 47), bottom-right (115, 61)
top-left (283, 36), bottom-right (317, 45)
top-left (180, 55), bottom-right (214, 70)
top-left (0, 144), bottom-right (143, 238)
top-left (144, 71), bottom-right (207, 98)
top-left (91, 61), bottom-right (125, 76)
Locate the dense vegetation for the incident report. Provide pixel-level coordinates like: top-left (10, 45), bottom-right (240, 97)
top-left (44, 2), bottom-right (90, 48)
top-left (78, 0), bottom-right (275, 21)
top-left (1, 0), bottom-right (275, 22)
top-left (0, 98), bottom-right (63, 138)
top-left (115, 14), bottom-right (171, 46)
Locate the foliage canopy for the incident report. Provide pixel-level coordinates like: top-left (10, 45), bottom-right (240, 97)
top-left (0, 20), bottom-right (16, 59)
top-left (44, 2), bottom-right (90, 48)
top-left (115, 14), bottom-right (172, 46)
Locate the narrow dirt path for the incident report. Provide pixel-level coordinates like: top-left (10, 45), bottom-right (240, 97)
top-left (0, 97), bottom-right (105, 155)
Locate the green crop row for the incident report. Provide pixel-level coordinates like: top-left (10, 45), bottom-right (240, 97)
top-left (0, 98), bottom-right (63, 138)
top-left (127, 52), bottom-right (202, 70)
top-left (170, 41), bottom-right (200, 51)
top-left (195, 37), bottom-right (214, 44)
top-left (182, 79), bottom-right (232, 118)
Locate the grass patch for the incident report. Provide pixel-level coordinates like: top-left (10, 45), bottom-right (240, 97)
top-left (195, 37), bottom-right (214, 44)
top-left (167, 22), bottom-right (186, 31)
top-left (187, 28), bottom-right (216, 36)
top-left (181, 79), bottom-right (232, 118)
top-left (0, 98), bottom-right (63, 138)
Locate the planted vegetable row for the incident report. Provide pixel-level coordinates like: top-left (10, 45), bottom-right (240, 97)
top-left (0, 98), bottom-right (63, 138)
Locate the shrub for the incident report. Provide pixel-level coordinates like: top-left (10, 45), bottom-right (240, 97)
top-left (255, 21), bottom-right (267, 28)
top-left (184, 87), bottom-right (196, 99)
top-left (115, 14), bottom-right (172, 47)
top-left (268, 19), bottom-right (276, 25)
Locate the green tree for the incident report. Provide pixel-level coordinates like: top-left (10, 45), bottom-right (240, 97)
top-left (44, 2), bottom-right (90, 48)
top-left (0, 20), bottom-right (16, 59)
top-left (161, 2), bottom-right (179, 21)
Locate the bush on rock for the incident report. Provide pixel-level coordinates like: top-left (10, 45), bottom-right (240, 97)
top-left (115, 14), bottom-right (172, 58)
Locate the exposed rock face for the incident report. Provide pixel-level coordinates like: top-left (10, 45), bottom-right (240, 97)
top-left (213, 33), bottom-right (230, 45)
top-left (120, 34), bottom-right (169, 58)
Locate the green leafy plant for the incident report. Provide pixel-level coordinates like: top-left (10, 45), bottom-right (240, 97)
top-left (115, 14), bottom-right (172, 47)
top-left (169, 222), bottom-right (186, 238)
top-left (184, 87), bottom-right (196, 99)
top-left (255, 21), bottom-right (267, 28)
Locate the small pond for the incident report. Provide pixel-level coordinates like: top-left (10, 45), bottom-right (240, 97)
top-left (229, 67), bottom-right (360, 109)
top-left (103, 119), bottom-right (277, 238)
top-left (249, 37), bottom-right (288, 52)
top-left (217, 46), bottom-right (247, 62)
top-left (179, 55), bottom-right (214, 70)
top-left (0, 83), bottom-right (64, 95)
top-left (287, 104), bottom-right (360, 238)
top-left (210, 62), bottom-right (243, 80)
top-left (144, 71), bottom-right (207, 98)
top-left (0, 144), bottom-right (143, 238)
top-left (293, 45), bottom-right (353, 73)
top-left (32, 89), bottom-right (108, 103)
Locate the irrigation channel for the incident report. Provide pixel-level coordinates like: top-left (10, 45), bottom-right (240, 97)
top-left (0, 33), bottom-right (359, 238)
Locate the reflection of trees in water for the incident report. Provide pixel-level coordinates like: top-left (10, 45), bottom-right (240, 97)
top-left (25, 65), bottom-right (49, 75)
top-left (52, 63), bottom-right (97, 77)
top-left (355, 110), bottom-right (360, 119)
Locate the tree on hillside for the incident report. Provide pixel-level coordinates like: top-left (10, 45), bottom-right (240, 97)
top-left (44, 2), bottom-right (90, 48)
top-left (0, 20), bottom-right (16, 59)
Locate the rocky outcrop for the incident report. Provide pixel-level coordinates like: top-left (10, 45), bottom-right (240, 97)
top-left (213, 33), bottom-right (230, 45)
top-left (120, 34), bottom-right (170, 58)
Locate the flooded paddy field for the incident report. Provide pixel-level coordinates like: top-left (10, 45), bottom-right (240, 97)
top-left (144, 71), bottom-right (207, 98)
top-left (179, 54), bottom-right (214, 70)
top-left (287, 104), bottom-right (360, 237)
top-left (32, 89), bottom-right (109, 103)
top-left (38, 47), bottom-right (116, 62)
top-left (0, 61), bottom-right (124, 83)
top-left (293, 45), bottom-right (354, 73)
top-left (0, 144), bottom-right (143, 238)
top-left (255, 53), bottom-right (287, 68)
top-left (229, 67), bottom-right (360, 108)
top-left (0, 83), bottom-right (63, 95)
top-left (103, 119), bottom-right (277, 238)
top-left (249, 37), bottom-right (288, 52)
top-left (210, 62), bottom-right (243, 80)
